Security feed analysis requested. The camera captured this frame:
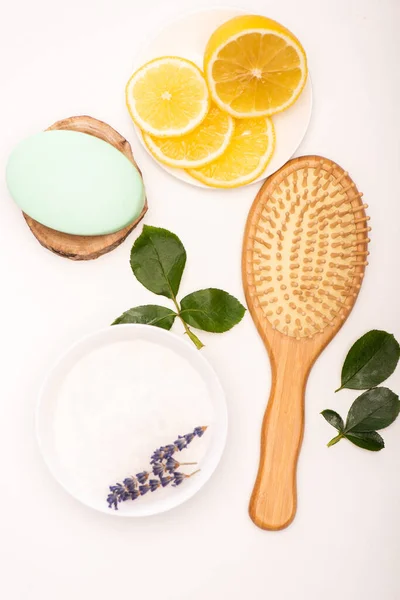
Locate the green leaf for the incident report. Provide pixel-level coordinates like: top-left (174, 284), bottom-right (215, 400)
top-left (321, 410), bottom-right (344, 431)
top-left (338, 330), bottom-right (400, 391)
top-left (112, 305), bottom-right (177, 330)
top-left (180, 288), bottom-right (246, 333)
top-left (130, 226), bottom-right (186, 299)
top-left (344, 431), bottom-right (385, 451)
top-left (345, 387), bottom-right (400, 432)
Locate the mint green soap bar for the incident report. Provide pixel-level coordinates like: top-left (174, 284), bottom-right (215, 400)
top-left (6, 130), bottom-right (145, 236)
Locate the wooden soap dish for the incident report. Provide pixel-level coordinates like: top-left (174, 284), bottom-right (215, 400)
top-left (23, 115), bottom-right (148, 260)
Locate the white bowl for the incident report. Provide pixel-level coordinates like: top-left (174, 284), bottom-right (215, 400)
top-left (36, 324), bottom-right (227, 516)
top-left (132, 7), bottom-right (313, 188)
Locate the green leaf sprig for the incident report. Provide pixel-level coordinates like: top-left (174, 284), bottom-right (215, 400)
top-left (322, 330), bottom-right (400, 451)
top-left (112, 226), bottom-right (246, 349)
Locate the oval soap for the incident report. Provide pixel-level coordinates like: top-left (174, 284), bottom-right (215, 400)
top-left (6, 130), bottom-right (145, 236)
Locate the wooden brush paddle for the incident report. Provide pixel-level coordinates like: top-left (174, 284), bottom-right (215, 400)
top-left (242, 155), bottom-right (370, 530)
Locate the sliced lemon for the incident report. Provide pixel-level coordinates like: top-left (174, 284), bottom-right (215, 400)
top-left (187, 116), bottom-right (275, 188)
top-left (204, 15), bottom-right (307, 118)
top-left (126, 57), bottom-right (210, 137)
top-left (142, 105), bottom-right (234, 169)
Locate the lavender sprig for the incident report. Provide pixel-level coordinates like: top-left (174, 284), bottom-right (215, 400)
top-left (107, 426), bottom-right (207, 510)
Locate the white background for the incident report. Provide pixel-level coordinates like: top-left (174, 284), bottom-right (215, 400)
top-left (1, 0), bottom-right (399, 598)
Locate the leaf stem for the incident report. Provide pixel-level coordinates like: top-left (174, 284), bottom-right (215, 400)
top-left (327, 433), bottom-right (344, 447)
top-left (171, 295), bottom-right (204, 350)
top-left (182, 325), bottom-right (205, 350)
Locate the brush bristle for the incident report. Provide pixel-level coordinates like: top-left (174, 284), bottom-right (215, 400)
top-left (246, 159), bottom-right (370, 339)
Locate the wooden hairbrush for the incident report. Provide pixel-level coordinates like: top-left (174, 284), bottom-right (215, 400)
top-left (242, 155), bottom-right (370, 530)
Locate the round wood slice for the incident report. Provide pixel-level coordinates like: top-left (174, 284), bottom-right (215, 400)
top-left (23, 115), bottom-right (148, 260)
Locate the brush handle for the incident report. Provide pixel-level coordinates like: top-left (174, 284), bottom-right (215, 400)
top-left (249, 347), bottom-right (308, 530)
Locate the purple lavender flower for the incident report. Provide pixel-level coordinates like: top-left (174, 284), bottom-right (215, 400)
top-left (150, 444), bottom-right (175, 463)
top-left (172, 469), bottom-right (200, 487)
top-left (165, 457), bottom-right (197, 473)
top-left (172, 471), bottom-right (186, 486)
top-left (150, 448), bottom-right (165, 463)
top-left (122, 478), bottom-right (140, 501)
top-left (165, 457), bottom-right (180, 472)
top-left (139, 484), bottom-right (150, 496)
top-left (123, 477), bottom-right (137, 493)
top-left (184, 432), bottom-right (195, 444)
top-left (194, 426), bottom-right (207, 438)
top-left (136, 471), bottom-right (149, 484)
top-left (107, 491), bottom-right (119, 510)
top-left (163, 444), bottom-right (177, 456)
top-left (152, 462), bottom-right (165, 477)
top-left (149, 479), bottom-right (161, 492)
top-left (109, 483), bottom-right (130, 501)
top-left (174, 437), bottom-right (188, 451)
top-left (107, 480), bottom-right (139, 509)
top-left (160, 475), bottom-right (173, 487)
top-left (173, 425), bottom-right (207, 451)
top-left (109, 483), bottom-right (124, 494)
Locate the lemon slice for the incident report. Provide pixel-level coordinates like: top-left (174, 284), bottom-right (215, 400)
top-left (126, 57), bottom-right (210, 137)
top-left (142, 105), bottom-right (234, 169)
top-left (187, 117), bottom-right (275, 188)
top-left (204, 15), bottom-right (307, 118)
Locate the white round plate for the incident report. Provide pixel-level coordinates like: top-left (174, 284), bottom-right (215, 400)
top-left (36, 325), bottom-right (227, 516)
top-left (132, 7), bottom-right (313, 188)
